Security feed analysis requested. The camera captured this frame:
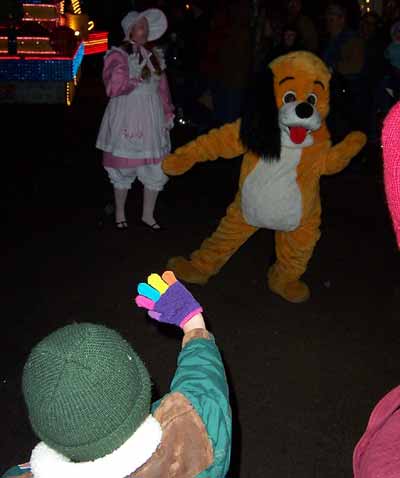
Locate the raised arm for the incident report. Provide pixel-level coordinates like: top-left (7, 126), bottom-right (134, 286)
top-left (163, 120), bottom-right (245, 175)
top-left (134, 270), bottom-right (231, 477)
top-left (134, 272), bottom-right (229, 414)
top-left (322, 131), bottom-right (367, 176)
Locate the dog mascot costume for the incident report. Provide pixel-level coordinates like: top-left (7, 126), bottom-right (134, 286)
top-left (163, 51), bottom-right (367, 303)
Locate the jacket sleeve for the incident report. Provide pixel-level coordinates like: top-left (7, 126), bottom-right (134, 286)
top-left (2, 464), bottom-right (32, 478)
top-left (103, 51), bottom-right (141, 98)
top-left (167, 329), bottom-right (232, 478)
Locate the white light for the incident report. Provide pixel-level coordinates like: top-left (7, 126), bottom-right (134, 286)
top-left (74, 31), bottom-right (80, 36)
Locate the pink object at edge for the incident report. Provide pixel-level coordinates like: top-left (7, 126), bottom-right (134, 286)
top-left (382, 101), bottom-right (400, 247)
top-left (353, 384), bottom-right (400, 477)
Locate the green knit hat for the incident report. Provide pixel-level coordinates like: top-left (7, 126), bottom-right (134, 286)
top-left (22, 323), bottom-right (152, 462)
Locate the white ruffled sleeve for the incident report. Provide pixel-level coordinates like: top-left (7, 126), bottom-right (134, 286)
top-left (153, 46), bottom-right (167, 71)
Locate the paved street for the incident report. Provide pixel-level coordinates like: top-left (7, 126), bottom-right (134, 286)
top-left (1, 59), bottom-right (399, 477)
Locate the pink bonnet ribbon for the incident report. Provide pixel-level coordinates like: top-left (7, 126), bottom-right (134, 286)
top-left (130, 42), bottom-right (155, 73)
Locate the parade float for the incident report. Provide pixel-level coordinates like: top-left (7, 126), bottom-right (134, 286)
top-left (0, 0), bottom-right (108, 105)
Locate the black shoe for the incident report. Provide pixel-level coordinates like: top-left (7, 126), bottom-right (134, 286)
top-left (115, 221), bottom-right (128, 230)
top-left (140, 220), bottom-right (164, 231)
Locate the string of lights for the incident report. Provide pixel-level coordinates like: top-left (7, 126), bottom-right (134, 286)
top-left (359, 0), bottom-right (383, 14)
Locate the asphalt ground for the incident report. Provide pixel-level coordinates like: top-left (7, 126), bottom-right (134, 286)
top-left (1, 58), bottom-right (399, 477)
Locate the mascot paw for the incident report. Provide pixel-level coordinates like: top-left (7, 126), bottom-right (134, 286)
top-left (162, 153), bottom-right (194, 176)
top-left (167, 256), bottom-right (210, 285)
top-left (269, 278), bottom-right (310, 303)
top-left (347, 131), bottom-right (367, 149)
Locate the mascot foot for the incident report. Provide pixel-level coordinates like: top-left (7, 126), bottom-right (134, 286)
top-left (268, 277), bottom-right (310, 303)
top-left (167, 256), bottom-right (210, 285)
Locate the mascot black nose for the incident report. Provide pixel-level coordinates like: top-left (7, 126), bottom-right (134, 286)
top-left (295, 102), bottom-right (314, 119)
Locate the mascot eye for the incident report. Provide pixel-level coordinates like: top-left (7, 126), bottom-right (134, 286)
top-left (307, 94), bottom-right (317, 106)
top-left (283, 91), bottom-right (296, 103)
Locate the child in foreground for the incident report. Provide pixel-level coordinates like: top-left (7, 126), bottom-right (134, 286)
top-left (2, 271), bottom-right (231, 478)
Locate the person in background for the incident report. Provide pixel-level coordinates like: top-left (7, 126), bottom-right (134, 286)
top-left (383, 20), bottom-right (400, 100)
top-left (285, 0), bottom-right (319, 52)
top-left (1, 270), bottom-right (232, 478)
top-left (358, 11), bottom-right (387, 143)
top-left (205, 0), bottom-right (252, 127)
top-left (385, 20), bottom-right (400, 70)
top-left (253, 4), bottom-right (285, 72)
top-left (372, 20), bottom-right (400, 134)
top-left (96, 9), bottom-right (174, 230)
top-left (382, 0), bottom-right (400, 37)
top-left (321, 1), bottom-right (367, 143)
top-left (263, 23), bottom-right (302, 65)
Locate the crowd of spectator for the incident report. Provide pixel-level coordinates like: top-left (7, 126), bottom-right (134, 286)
top-left (95, 0), bottom-right (400, 147)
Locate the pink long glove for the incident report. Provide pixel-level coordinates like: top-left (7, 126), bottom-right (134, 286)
top-left (159, 72), bottom-right (175, 128)
top-left (382, 101), bottom-right (400, 247)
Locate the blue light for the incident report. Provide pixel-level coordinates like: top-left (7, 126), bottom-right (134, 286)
top-left (0, 42), bottom-right (85, 81)
top-left (22, 0), bottom-right (53, 3)
top-left (72, 42), bottom-right (84, 77)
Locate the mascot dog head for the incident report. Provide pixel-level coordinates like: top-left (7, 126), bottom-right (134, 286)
top-left (240, 51), bottom-right (331, 158)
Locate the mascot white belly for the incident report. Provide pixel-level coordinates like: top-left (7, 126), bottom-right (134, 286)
top-left (241, 147), bottom-right (302, 231)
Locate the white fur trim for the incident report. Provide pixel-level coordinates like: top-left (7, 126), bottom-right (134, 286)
top-left (30, 415), bottom-right (162, 478)
top-left (241, 147), bottom-right (302, 231)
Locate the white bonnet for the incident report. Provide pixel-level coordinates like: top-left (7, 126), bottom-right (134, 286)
top-left (121, 8), bottom-right (168, 42)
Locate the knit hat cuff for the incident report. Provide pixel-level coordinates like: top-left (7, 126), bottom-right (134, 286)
top-left (50, 392), bottom-right (151, 462)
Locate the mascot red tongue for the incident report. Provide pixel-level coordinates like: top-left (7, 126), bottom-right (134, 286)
top-left (290, 126), bottom-right (307, 144)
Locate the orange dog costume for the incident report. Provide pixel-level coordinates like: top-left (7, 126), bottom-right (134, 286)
top-left (163, 51), bottom-right (366, 303)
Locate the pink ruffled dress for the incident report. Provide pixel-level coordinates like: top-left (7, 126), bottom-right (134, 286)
top-left (96, 46), bottom-right (174, 168)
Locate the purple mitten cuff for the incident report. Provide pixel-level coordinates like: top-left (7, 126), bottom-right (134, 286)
top-left (153, 282), bottom-right (202, 327)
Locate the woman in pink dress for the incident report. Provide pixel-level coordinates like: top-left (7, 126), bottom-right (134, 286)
top-left (96, 8), bottom-right (174, 230)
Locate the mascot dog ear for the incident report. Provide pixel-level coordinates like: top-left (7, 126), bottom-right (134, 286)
top-left (239, 67), bottom-right (281, 159)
